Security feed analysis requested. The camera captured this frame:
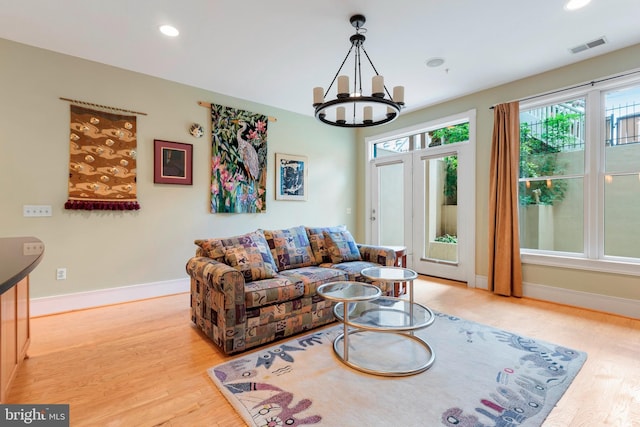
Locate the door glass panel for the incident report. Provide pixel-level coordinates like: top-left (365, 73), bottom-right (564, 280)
top-left (377, 163), bottom-right (404, 246)
top-left (421, 155), bottom-right (458, 263)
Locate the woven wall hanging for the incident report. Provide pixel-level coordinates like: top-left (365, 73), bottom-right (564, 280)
top-left (65, 105), bottom-right (140, 210)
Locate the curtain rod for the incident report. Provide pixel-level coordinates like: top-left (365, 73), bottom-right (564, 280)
top-left (59, 97), bottom-right (147, 115)
top-left (198, 101), bottom-right (277, 122)
top-left (489, 69), bottom-right (640, 110)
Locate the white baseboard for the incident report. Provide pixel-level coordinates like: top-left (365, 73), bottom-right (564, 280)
top-left (31, 275), bottom-right (639, 320)
top-left (473, 275), bottom-right (639, 319)
top-left (30, 278), bottom-right (190, 317)
top-left (474, 275), bottom-right (489, 290)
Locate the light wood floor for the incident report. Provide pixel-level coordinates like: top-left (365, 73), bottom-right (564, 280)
top-left (7, 277), bottom-right (640, 426)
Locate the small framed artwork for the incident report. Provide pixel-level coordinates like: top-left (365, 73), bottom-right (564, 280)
top-left (276, 153), bottom-right (308, 201)
top-left (154, 140), bottom-right (193, 185)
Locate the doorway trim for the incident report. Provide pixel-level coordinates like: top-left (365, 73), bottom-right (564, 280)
top-left (365, 109), bottom-right (477, 287)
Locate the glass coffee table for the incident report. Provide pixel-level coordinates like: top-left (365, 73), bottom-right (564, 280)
top-left (360, 266), bottom-right (418, 304)
top-left (317, 280), bottom-right (435, 377)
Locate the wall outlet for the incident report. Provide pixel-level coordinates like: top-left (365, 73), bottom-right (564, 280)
top-left (56, 268), bottom-right (67, 280)
top-left (346, 208), bottom-right (352, 214)
top-left (23, 205), bottom-right (52, 217)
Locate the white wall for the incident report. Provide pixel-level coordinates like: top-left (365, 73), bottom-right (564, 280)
top-left (0, 38), bottom-right (357, 301)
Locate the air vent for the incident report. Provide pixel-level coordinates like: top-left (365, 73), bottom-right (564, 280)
top-left (570, 37), bottom-right (606, 54)
top-left (587, 38), bottom-right (606, 48)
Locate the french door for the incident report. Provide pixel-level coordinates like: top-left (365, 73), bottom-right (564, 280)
top-left (368, 111), bottom-right (476, 285)
top-left (411, 144), bottom-right (474, 282)
top-left (370, 154), bottom-right (413, 252)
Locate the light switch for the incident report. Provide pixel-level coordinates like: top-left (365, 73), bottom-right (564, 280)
top-left (23, 205), bottom-right (52, 217)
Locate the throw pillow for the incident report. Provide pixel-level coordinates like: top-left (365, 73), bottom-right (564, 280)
top-left (306, 225), bottom-right (347, 264)
top-left (194, 238), bottom-right (226, 262)
top-left (224, 244), bottom-right (277, 282)
top-left (323, 229), bottom-right (362, 264)
top-left (219, 230), bottom-right (279, 273)
top-left (262, 226), bottom-right (315, 271)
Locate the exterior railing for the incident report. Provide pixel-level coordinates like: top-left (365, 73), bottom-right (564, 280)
top-left (605, 101), bottom-right (640, 146)
top-left (522, 101), bottom-right (640, 151)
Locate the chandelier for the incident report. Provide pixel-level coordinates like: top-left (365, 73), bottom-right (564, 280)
top-left (313, 14), bottom-right (405, 128)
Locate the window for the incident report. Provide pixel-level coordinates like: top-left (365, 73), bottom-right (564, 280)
top-left (372, 122), bottom-right (469, 158)
top-left (518, 78), bottom-right (640, 273)
top-left (519, 97), bottom-right (585, 253)
top-left (373, 137), bottom-right (410, 157)
top-left (603, 85), bottom-right (640, 259)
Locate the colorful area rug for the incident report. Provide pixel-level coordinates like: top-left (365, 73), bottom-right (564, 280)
top-left (208, 312), bottom-right (586, 426)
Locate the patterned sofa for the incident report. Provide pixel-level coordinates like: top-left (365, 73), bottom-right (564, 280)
top-left (186, 225), bottom-right (396, 354)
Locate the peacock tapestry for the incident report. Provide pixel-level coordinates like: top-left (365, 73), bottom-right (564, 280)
top-left (211, 104), bottom-right (268, 213)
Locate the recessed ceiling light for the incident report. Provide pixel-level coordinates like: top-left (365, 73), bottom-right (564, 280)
top-left (565, 0), bottom-right (591, 11)
top-left (159, 25), bottom-right (179, 37)
top-left (426, 57), bottom-right (445, 68)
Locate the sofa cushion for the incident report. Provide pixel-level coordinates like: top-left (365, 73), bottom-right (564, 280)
top-left (224, 244), bottom-right (277, 282)
top-left (306, 225), bottom-right (347, 264)
top-left (263, 226), bottom-right (315, 271)
top-left (278, 266), bottom-right (348, 297)
top-left (244, 275), bottom-right (304, 309)
top-left (323, 229), bottom-right (362, 263)
top-left (245, 294), bottom-right (334, 331)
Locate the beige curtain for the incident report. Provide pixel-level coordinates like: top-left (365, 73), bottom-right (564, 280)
top-left (488, 102), bottom-right (523, 297)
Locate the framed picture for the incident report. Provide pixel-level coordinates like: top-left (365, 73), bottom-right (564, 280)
top-left (154, 140), bottom-right (193, 185)
top-left (275, 153), bottom-right (307, 201)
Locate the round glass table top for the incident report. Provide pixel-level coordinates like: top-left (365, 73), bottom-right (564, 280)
top-left (360, 266), bottom-right (418, 282)
top-left (334, 297), bottom-right (435, 332)
top-left (317, 281), bottom-right (381, 302)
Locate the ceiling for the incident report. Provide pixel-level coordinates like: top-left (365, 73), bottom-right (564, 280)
top-left (2, 0), bottom-right (640, 118)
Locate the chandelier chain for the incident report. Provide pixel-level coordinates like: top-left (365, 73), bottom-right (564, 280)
top-left (360, 47), bottom-right (393, 100)
top-left (325, 44), bottom-right (355, 99)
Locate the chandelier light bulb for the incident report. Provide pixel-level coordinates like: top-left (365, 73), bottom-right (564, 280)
top-left (393, 86), bottom-right (405, 104)
top-left (364, 106), bottom-right (373, 123)
top-left (372, 75), bottom-right (384, 97)
top-left (313, 87), bottom-right (324, 105)
top-left (337, 76), bottom-right (349, 97)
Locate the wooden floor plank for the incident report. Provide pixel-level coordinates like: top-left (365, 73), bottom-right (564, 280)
top-left (7, 277), bottom-right (639, 426)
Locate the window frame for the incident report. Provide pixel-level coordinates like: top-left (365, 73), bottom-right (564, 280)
top-left (518, 73), bottom-right (640, 277)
